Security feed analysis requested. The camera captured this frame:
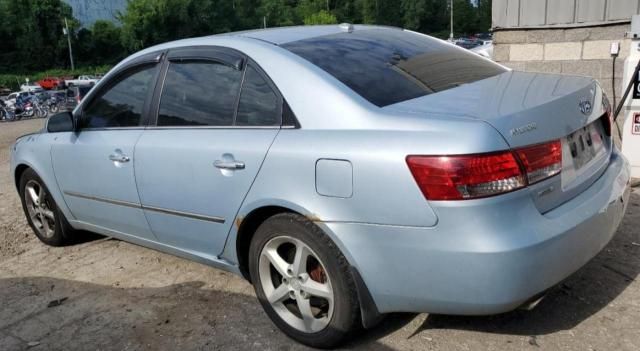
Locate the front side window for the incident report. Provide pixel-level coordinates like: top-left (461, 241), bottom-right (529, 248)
top-left (82, 66), bottom-right (157, 128)
top-left (158, 61), bottom-right (242, 126)
top-left (236, 65), bottom-right (280, 126)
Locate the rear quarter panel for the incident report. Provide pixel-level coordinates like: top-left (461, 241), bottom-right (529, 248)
top-left (221, 115), bottom-right (511, 264)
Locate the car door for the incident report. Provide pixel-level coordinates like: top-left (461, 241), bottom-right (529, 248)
top-left (134, 47), bottom-right (282, 257)
top-left (51, 55), bottom-right (162, 241)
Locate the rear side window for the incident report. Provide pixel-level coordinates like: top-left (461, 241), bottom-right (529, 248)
top-left (282, 29), bottom-right (506, 107)
top-left (236, 65), bottom-right (280, 126)
top-left (82, 65), bottom-right (157, 128)
top-left (158, 61), bottom-right (242, 126)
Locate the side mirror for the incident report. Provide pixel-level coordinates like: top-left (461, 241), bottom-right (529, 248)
top-left (46, 112), bottom-right (75, 133)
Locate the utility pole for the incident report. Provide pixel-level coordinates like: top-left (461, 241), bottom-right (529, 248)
top-left (64, 18), bottom-right (75, 71)
top-left (263, 16), bottom-right (267, 28)
top-left (449, 0), bottom-right (454, 42)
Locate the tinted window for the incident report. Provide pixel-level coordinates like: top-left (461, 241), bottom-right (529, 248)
top-left (158, 61), bottom-right (242, 126)
top-left (282, 29), bottom-right (506, 107)
top-left (236, 65), bottom-right (280, 126)
top-left (83, 66), bottom-right (156, 128)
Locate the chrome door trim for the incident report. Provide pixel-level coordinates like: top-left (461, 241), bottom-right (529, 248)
top-left (144, 126), bottom-right (281, 130)
top-left (64, 190), bottom-right (140, 209)
top-left (63, 191), bottom-right (226, 224)
top-left (142, 204), bottom-right (225, 223)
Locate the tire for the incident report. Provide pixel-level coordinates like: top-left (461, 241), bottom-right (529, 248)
top-left (35, 107), bottom-right (46, 118)
top-left (49, 104), bottom-right (59, 114)
top-left (249, 213), bottom-right (360, 348)
top-left (19, 168), bottom-right (76, 246)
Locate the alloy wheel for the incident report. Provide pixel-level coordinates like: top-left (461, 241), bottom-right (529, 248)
top-left (258, 235), bottom-right (334, 333)
top-left (24, 180), bottom-right (56, 238)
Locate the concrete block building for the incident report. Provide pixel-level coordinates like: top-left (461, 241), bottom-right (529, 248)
top-left (492, 0), bottom-right (640, 100)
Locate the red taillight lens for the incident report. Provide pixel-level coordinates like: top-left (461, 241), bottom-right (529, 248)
top-left (406, 152), bottom-right (526, 201)
top-left (407, 140), bottom-right (563, 201)
top-left (514, 140), bottom-right (562, 184)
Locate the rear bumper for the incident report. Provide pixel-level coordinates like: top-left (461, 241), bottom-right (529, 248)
top-left (324, 150), bottom-right (631, 315)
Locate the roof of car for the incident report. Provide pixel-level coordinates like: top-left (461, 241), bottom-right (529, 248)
top-left (228, 24), bottom-right (402, 45)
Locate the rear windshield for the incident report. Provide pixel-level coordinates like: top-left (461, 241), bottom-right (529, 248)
top-left (282, 29), bottom-right (506, 107)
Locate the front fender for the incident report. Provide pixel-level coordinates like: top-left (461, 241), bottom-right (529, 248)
top-left (11, 132), bottom-right (75, 222)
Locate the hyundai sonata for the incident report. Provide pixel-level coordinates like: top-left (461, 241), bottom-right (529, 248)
top-left (11, 24), bottom-right (631, 348)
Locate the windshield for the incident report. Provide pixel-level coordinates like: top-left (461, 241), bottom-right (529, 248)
top-left (282, 29), bottom-right (506, 107)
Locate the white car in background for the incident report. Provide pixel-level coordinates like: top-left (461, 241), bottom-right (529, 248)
top-left (20, 84), bottom-right (44, 93)
top-left (471, 41), bottom-right (494, 59)
top-left (5, 91), bottom-right (35, 107)
top-left (65, 75), bottom-right (99, 87)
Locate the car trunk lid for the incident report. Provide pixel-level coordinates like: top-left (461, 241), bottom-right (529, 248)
top-left (385, 70), bottom-right (613, 213)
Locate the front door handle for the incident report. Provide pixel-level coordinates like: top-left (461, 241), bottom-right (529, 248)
top-left (109, 154), bottom-right (130, 163)
top-left (214, 160), bottom-right (245, 170)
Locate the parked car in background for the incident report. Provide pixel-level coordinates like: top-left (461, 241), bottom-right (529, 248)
top-left (471, 42), bottom-right (494, 59)
top-left (65, 86), bottom-right (92, 109)
top-left (10, 25), bottom-right (631, 348)
top-left (65, 75), bottom-right (99, 87)
top-left (20, 84), bottom-right (44, 93)
top-left (37, 77), bottom-right (63, 90)
top-left (6, 91), bottom-right (34, 106)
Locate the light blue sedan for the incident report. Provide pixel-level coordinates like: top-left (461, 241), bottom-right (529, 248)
top-left (10, 25), bottom-right (631, 348)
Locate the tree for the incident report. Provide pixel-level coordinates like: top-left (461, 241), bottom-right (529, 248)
top-left (91, 21), bottom-right (125, 65)
top-left (257, 0), bottom-right (298, 27)
top-left (119, 0), bottom-right (236, 52)
top-left (304, 10), bottom-right (338, 25)
top-left (476, 0), bottom-right (492, 32)
top-left (0, 0), bottom-right (76, 72)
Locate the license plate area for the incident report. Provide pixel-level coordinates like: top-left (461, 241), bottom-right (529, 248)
top-left (561, 121), bottom-right (608, 189)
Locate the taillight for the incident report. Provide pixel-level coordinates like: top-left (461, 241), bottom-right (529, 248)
top-left (406, 152), bottom-right (526, 201)
top-left (514, 140), bottom-right (562, 184)
top-left (407, 139), bottom-right (562, 201)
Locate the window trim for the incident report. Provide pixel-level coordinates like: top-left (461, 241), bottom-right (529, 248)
top-left (153, 58), bottom-right (245, 128)
top-left (233, 60), bottom-right (283, 128)
top-left (147, 45), bottom-right (298, 130)
top-left (77, 51), bottom-right (164, 131)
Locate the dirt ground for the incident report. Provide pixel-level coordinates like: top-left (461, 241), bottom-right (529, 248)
top-left (1, 119), bottom-right (639, 351)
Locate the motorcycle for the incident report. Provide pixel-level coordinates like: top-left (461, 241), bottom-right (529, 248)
top-left (11, 100), bottom-right (35, 120)
top-left (46, 96), bottom-right (60, 114)
top-left (32, 98), bottom-right (48, 118)
top-left (0, 101), bottom-right (15, 121)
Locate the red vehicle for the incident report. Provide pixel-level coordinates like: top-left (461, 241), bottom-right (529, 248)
top-left (37, 77), bottom-right (63, 90)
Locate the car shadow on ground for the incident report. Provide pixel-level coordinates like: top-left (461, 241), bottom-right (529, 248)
top-left (0, 276), bottom-right (398, 351)
top-left (360, 192), bottom-right (640, 342)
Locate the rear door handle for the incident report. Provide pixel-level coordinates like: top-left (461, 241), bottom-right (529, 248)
top-left (214, 160), bottom-right (245, 170)
top-left (109, 154), bottom-right (130, 163)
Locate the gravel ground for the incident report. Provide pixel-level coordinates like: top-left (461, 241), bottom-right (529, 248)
top-left (0, 119), bottom-right (639, 351)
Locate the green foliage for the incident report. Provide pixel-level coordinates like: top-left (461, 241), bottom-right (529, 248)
top-left (0, 0), bottom-right (75, 72)
top-left (304, 10), bottom-right (338, 25)
top-left (119, 0), bottom-right (237, 51)
top-left (0, 0), bottom-right (493, 78)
